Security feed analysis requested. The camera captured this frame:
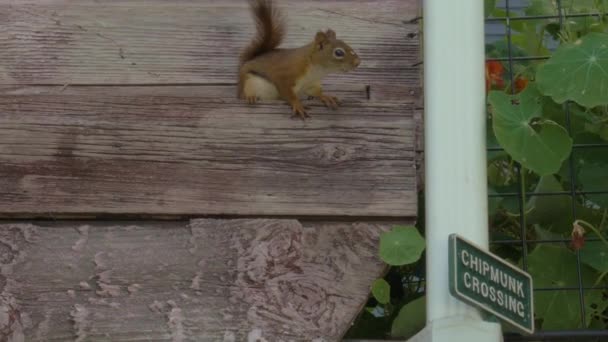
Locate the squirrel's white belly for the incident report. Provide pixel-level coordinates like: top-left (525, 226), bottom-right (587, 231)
top-left (243, 66), bottom-right (325, 100)
top-left (244, 74), bottom-right (280, 100)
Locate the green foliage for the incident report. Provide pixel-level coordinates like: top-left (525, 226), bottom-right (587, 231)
top-left (527, 244), bottom-right (603, 329)
top-left (488, 84), bottom-right (573, 175)
top-left (379, 225), bottom-right (425, 266)
top-left (347, 220), bottom-right (426, 339)
top-left (486, 0), bottom-right (608, 334)
top-left (579, 162), bottom-right (608, 207)
top-left (536, 33), bottom-right (608, 108)
top-left (525, 0), bottom-right (556, 16)
top-left (350, 1), bottom-right (608, 338)
top-left (343, 307), bottom-right (395, 339)
top-left (485, 0), bottom-right (497, 17)
top-left (372, 278), bottom-right (391, 305)
top-left (580, 241), bottom-right (608, 272)
top-left (391, 296), bottom-right (426, 338)
top-left (526, 176), bottom-right (573, 231)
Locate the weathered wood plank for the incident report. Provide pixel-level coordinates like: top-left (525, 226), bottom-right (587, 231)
top-left (0, 219), bottom-right (399, 341)
top-left (0, 0), bottom-right (419, 86)
top-left (0, 84), bottom-right (422, 104)
top-left (0, 91), bottom-right (417, 217)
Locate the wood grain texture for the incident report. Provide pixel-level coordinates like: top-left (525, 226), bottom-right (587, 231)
top-left (0, 90), bottom-right (417, 217)
top-left (0, 83), bottom-right (422, 105)
top-left (0, 0), bottom-right (420, 86)
top-left (0, 1), bottom-right (423, 339)
top-left (0, 219), bottom-right (397, 341)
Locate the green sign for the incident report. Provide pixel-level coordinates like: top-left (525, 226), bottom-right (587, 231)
top-left (449, 234), bottom-right (534, 334)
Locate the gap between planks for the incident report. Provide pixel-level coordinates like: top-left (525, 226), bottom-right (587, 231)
top-left (0, 84), bottom-right (423, 106)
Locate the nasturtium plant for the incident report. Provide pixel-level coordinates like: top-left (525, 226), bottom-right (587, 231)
top-left (390, 296), bottom-right (426, 338)
top-left (484, 0), bottom-right (497, 18)
top-left (350, 1), bottom-right (608, 338)
top-left (536, 33), bottom-right (608, 108)
top-left (579, 162), bottom-right (608, 207)
top-left (525, 0), bottom-right (557, 16)
top-left (346, 223), bottom-right (425, 339)
top-left (372, 278), bottom-right (391, 305)
top-left (379, 225), bottom-right (425, 266)
top-left (488, 84), bottom-right (573, 175)
top-left (485, 0), bottom-right (608, 334)
top-left (527, 244), bottom-right (603, 329)
top-left (600, 124), bottom-right (608, 141)
top-left (528, 0), bottom-right (605, 15)
top-left (562, 0), bottom-right (608, 13)
top-left (526, 175), bottom-right (572, 231)
top-left (488, 188), bottom-right (503, 216)
top-left (534, 225), bottom-right (565, 242)
top-left (574, 145), bottom-right (608, 207)
top-left (580, 241), bottom-right (608, 273)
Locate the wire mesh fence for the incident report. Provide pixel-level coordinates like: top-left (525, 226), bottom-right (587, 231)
top-left (346, 0), bottom-right (608, 340)
top-left (486, 0), bottom-right (608, 340)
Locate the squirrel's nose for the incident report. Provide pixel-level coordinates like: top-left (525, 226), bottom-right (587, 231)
top-left (353, 57), bottom-right (361, 67)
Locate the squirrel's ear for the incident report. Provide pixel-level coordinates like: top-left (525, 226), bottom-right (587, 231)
top-left (315, 31), bottom-right (328, 50)
top-left (325, 29), bottom-right (336, 39)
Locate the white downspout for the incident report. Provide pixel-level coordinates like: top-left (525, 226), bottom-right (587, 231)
top-left (409, 0), bottom-right (503, 341)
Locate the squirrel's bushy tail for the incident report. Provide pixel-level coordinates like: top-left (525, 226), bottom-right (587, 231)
top-left (239, 0), bottom-right (285, 65)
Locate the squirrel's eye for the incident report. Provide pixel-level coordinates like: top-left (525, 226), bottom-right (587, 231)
top-left (333, 48), bottom-right (345, 58)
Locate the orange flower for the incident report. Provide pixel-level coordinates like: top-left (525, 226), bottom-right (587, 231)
top-left (485, 60), bottom-right (504, 92)
top-left (514, 76), bottom-right (529, 93)
top-left (486, 60), bottom-right (503, 75)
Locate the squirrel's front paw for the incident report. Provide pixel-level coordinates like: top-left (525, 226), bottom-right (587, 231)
top-left (291, 103), bottom-right (310, 120)
top-left (246, 96), bottom-right (258, 105)
top-left (319, 95), bottom-right (339, 110)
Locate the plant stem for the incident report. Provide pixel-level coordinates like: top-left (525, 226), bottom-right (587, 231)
top-left (575, 219), bottom-right (608, 248)
top-left (593, 271), bottom-right (608, 288)
top-left (520, 166), bottom-right (527, 239)
top-left (599, 209), bottom-right (608, 231)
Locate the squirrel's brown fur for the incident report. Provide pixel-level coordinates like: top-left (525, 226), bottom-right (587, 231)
top-left (239, 0), bottom-right (285, 66)
top-left (237, 0), bottom-right (361, 119)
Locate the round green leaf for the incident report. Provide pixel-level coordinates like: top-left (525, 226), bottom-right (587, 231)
top-left (580, 241), bottom-right (608, 272)
top-left (391, 296), bottom-right (426, 338)
top-left (526, 175), bottom-right (572, 231)
top-left (536, 32), bottom-right (608, 108)
top-left (575, 147), bottom-right (608, 207)
top-left (579, 162), bottom-right (608, 207)
top-left (371, 278), bottom-right (391, 305)
top-left (379, 226), bottom-right (425, 266)
top-left (488, 84), bottom-right (573, 176)
top-left (527, 244), bottom-right (602, 329)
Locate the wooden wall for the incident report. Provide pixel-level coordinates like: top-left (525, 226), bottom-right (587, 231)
top-left (0, 0), bottom-right (421, 340)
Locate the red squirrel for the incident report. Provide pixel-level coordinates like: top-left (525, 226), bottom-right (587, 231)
top-left (237, 0), bottom-right (361, 119)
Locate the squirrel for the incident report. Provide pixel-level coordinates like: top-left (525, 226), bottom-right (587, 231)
top-left (237, 0), bottom-right (361, 120)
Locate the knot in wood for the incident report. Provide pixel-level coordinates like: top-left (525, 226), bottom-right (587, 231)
top-left (274, 277), bottom-right (332, 320)
top-left (236, 222), bottom-right (303, 286)
top-left (312, 143), bottom-right (352, 165)
top-left (0, 243), bottom-right (15, 265)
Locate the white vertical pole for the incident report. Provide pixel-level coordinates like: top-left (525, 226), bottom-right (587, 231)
top-left (409, 0), bottom-right (503, 341)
